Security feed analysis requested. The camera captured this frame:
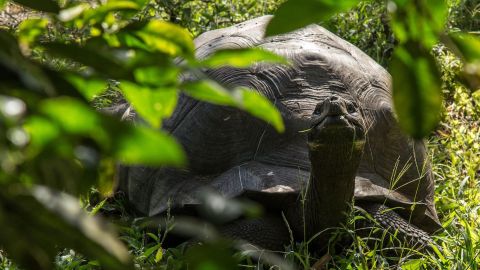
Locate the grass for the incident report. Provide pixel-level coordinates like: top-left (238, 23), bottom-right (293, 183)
top-left (427, 47), bottom-right (480, 269)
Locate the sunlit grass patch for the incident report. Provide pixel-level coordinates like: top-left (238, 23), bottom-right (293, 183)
top-left (428, 48), bottom-right (480, 269)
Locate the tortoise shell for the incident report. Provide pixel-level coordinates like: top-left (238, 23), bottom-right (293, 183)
top-left (119, 16), bottom-right (441, 233)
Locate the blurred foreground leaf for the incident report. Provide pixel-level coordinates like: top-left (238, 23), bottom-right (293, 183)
top-left (25, 97), bottom-right (185, 166)
top-left (201, 48), bottom-right (288, 68)
top-left (83, 0), bottom-right (141, 20)
top-left (120, 81), bottom-right (178, 128)
top-left (387, 0), bottom-right (447, 138)
top-left (182, 81), bottom-right (284, 132)
top-left (449, 33), bottom-right (480, 62)
top-left (448, 33), bottom-right (480, 90)
top-left (18, 18), bottom-right (49, 48)
top-left (389, 0), bottom-right (447, 48)
top-left (133, 66), bottom-right (179, 87)
top-left (182, 80), bottom-right (236, 106)
top-left (132, 20), bottom-right (194, 57)
top-left (0, 184), bottom-right (132, 270)
top-left (390, 45), bottom-right (442, 138)
top-left (265, 0), bottom-right (359, 36)
top-left (59, 0), bottom-right (142, 26)
top-left (238, 87), bottom-right (284, 132)
top-left (65, 74), bottom-right (108, 100)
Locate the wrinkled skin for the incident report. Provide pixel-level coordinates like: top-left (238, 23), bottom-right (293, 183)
top-left (297, 96), bottom-right (366, 245)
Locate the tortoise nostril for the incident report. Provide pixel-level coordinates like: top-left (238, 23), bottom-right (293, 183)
top-left (329, 96), bottom-right (339, 102)
top-left (314, 97), bottom-right (344, 116)
top-left (327, 102), bottom-right (343, 115)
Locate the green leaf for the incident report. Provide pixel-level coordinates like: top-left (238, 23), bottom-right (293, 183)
top-left (146, 232), bottom-right (159, 242)
top-left (40, 98), bottom-right (103, 136)
top-left (390, 45), bottom-right (442, 138)
top-left (449, 33), bottom-right (480, 63)
top-left (0, 184), bottom-right (133, 270)
top-left (265, 0), bottom-right (360, 36)
top-left (113, 0), bottom-right (149, 8)
top-left (134, 20), bottom-right (194, 57)
top-left (133, 66), bottom-right (179, 87)
top-left (473, 90), bottom-right (480, 101)
top-left (37, 97), bottom-right (185, 166)
top-left (25, 98), bottom-right (183, 193)
top-left (95, 0), bottom-right (140, 12)
top-left (13, 0), bottom-right (60, 13)
top-left (237, 87), bottom-right (285, 132)
top-left (401, 258), bottom-right (425, 270)
top-left (182, 80), bottom-right (236, 106)
top-left (200, 48), bottom-right (288, 68)
top-left (112, 31), bottom-right (149, 50)
top-left (447, 33), bottom-right (480, 90)
top-left (65, 74), bottom-right (108, 100)
top-left (182, 81), bottom-right (284, 132)
top-left (143, 244), bottom-right (160, 258)
top-left (155, 247), bottom-right (163, 262)
top-left (120, 81), bottom-right (178, 128)
top-left (112, 124), bottom-right (185, 166)
top-left (18, 18), bottom-right (49, 46)
top-left (23, 116), bottom-right (60, 156)
top-left (82, 0), bottom-right (140, 23)
top-left (389, 0), bottom-right (447, 48)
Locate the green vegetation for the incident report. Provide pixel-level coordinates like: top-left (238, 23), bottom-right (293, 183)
top-left (0, 0), bottom-right (479, 269)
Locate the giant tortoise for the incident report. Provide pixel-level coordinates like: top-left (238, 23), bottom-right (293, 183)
top-left (116, 16), bottom-right (441, 250)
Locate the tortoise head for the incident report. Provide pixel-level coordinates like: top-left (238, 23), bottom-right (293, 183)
top-left (303, 95), bottom-right (367, 240)
top-left (307, 96), bottom-right (366, 149)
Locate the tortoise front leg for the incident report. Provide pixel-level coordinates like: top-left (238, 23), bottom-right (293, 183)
top-left (356, 202), bottom-right (437, 252)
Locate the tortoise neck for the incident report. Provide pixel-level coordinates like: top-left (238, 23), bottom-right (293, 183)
top-left (300, 142), bottom-right (364, 242)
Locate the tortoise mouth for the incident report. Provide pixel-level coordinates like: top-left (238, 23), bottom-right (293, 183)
top-left (308, 113), bottom-right (366, 144)
top-left (311, 113), bottom-right (363, 131)
top-left (312, 114), bottom-right (349, 128)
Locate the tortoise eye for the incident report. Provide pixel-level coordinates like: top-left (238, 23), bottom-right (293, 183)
top-left (346, 102), bottom-right (356, 113)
